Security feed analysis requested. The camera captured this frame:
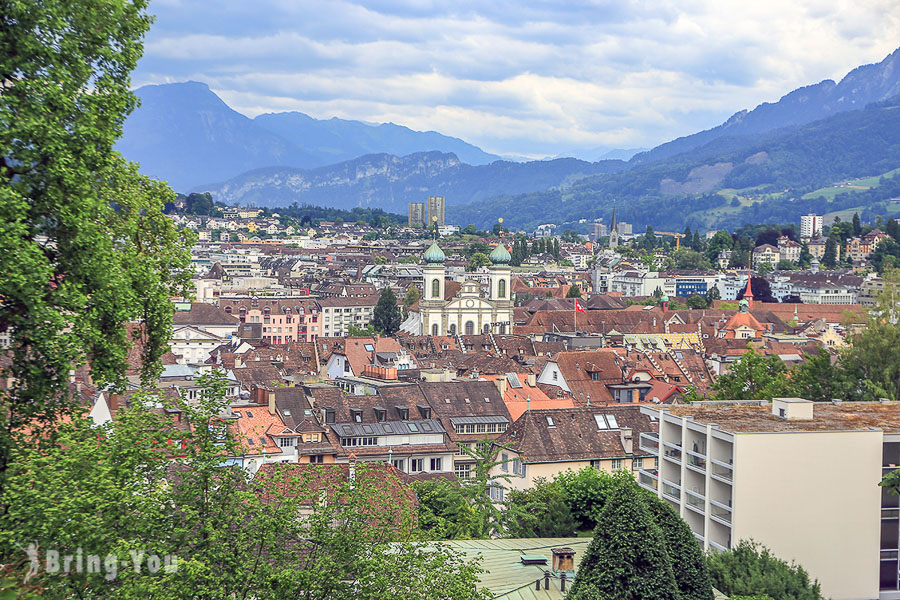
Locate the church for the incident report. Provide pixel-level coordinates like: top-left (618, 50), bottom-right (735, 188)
top-left (401, 240), bottom-right (514, 336)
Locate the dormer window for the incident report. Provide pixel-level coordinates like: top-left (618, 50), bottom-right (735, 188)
top-left (374, 408), bottom-right (386, 422)
top-left (350, 408), bottom-right (362, 423)
top-left (397, 407), bottom-right (409, 420)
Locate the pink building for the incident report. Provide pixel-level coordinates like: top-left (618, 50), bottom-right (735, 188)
top-left (217, 297), bottom-right (321, 343)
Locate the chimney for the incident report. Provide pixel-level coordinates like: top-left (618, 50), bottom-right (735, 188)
top-left (620, 428), bottom-right (633, 455)
top-left (108, 393), bottom-right (120, 413)
top-left (632, 388), bottom-right (640, 403)
top-left (268, 391), bottom-right (276, 415)
top-left (494, 377), bottom-right (507, 397)
top-left (552, 547), bottom-right (575, 572)
top-left (544, 571), bottom-right (550, 590)
top-left (560, 572), bottom-right (567, 593)
top-left (527, 373), bottom-right (536, 387)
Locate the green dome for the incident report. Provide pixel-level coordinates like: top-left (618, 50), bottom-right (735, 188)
top-left (489, 243), bottom-right (511, 265)
top-left (423, 241), bottom-right (445, 264)
top-left (660, 295), bottom-right (669, 303)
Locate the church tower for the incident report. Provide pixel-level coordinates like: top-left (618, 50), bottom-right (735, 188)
top-left (421, 241), bottom-right (446, 336)
top-left (488, 243), bottom-right (513, 334)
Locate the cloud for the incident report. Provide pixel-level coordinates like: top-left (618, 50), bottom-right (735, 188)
top-left (134, 0), bottom-right (900, 157)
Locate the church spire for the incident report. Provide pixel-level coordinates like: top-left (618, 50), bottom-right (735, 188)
top-left (608, 200), bottom-right (619, 250)
top-left (744, 265), bottom-right (754, 308)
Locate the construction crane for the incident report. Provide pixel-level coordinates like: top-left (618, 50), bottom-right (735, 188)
top-left (655, 231), bottom-right (685, 250)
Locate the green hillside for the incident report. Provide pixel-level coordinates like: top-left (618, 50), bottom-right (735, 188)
top-left (450, 97), bottom-right (900, 232)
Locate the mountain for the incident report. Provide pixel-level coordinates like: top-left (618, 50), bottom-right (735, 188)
top-left (448, 95), bottom-right (900, 231)
top-left (631, 47), bottom-right (900, 166)
top-left (117, 81), bottom-right (500, 191)
top-left (116, 81), bottom-right (317, 192)
top-left (252, 112), bottom-right (500, 167)
top-left (195, 152), bottom-right (625, 214)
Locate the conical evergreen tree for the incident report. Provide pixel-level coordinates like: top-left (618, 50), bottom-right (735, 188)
top-left (567, 481), bottom-right (679, 600)
top-left (642, 492), bottom-right (714, 600)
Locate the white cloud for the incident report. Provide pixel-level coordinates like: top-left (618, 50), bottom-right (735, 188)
top-left (135, 0), bottom-right (900, 156)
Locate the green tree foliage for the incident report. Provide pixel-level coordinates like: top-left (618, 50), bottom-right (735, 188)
top-left (705, 286), bottom-right (721, 305)
top-left (503, 478), bottom-right (577, 538)
top-left (840, 273), bottom-right (900, 400)
top-left (799, 242), bottom-right (813, 268)
top-left (347, 323), bottom-right (376, 337)
top-left (462, 224), bottom-right (477, 235)
top-left (0, 0), bottom-right (194, 493)
top-left (0, 373), bottom-right (488, 599)
top-left (467, 252), bottom-right (492, 271)
top-left (685, 295), bottom-right (708, 309)
top-left (404, 284), bottom-right (421, 307)
top-left (566, 285), bottom-right (582, 298)
top-left (641, 492), bottom-right (714, 600)
top-left (822, 237), bottom-right (838, 267)
top-left (870, 238), bottom-right (900, 274)
top-left (672, 249), bottom-right (712, 270)
top-left (372, 287), bottom-right (403, 336)
top-left (553, 467), bottom-right (633, 532)
top-left (411, 479), bottom-right (481, 540)
top-left (706, 540), bottom-right (823, 600)
top-left (783, 347), bottom-right (850, 401)
top-left (706, 230), bottom-right (735, 263)
top-left (712, 346), bottom-right (787, 401)
top-left (567, 481), bottom-right (680, 600)
top-left (852, 212), bottom-right (862, 236)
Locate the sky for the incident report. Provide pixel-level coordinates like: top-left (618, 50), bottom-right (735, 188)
top-left (134, 0), bottom-right (900, 160)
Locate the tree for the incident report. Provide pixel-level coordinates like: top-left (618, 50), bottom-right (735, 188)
top-left (553, 467), bottom-right (633, 532)
top-left (799, 242), bottom-right (813, 269)
top-left (411, 479), bottom-right (482, 540)
top-left (705, 286), bottom-right (721, 305)
top-left (822, 237), bottom-right (838, 268)
top-left (712, 346), bottom-right (787, 401)
top-left (685, 295), bottom-right (708, 310)
top-left (870, 238), bottom-right (900, 274)
top-left (456, 438), bottom-right (515, 538)
top-left (776, 259), bottom-right (796, 271)
top-left (462, 224), bottom-right (477, 235)
top-left (757, 261), bottom-right (773, 276)
top-left (641, 492), bottom-right (713, 600)
top-left (372, 287), bottom-right (403, 335)
top-left (404, 285), bottom-right (421, 308)
top-left (706, 230), bottom-right (734, 264)
top-left (706, 541), bottom-right (823, 600)
top-left (503, 478), bottom-right (577, 538)
top-left (467, 252), bottom-right (492, 271)
top-left (1, 374), bottom-right (488, 599)
top-left (840, 272), bottom-right (900, 400)
top-left (566, 285), bottom-right (582, 298)
top-left (672, 250), bottom-right (712, 270)
top-left (755, 229), bottom-right (781, 247)
top-left (887, 218), bottom-right (900, 241)
top-left (852, 212), bottom-right (862, 237)
top-left (782, 347), bottom-right (850, 401)
top-left (0, 0), bottom-right (194, 495)
top-left (347, 323), bottom-right (376, 337)
top-left (736, 277), bottom-right (776, 303)
top-left (567, 481), bottom-right (680, 600)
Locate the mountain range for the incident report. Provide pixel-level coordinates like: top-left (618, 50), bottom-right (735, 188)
top-left (117, 47), bottom-right (900, 230)
top-left (116, 81), bottom-right (501, 191)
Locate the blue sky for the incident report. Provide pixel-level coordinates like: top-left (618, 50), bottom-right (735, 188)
top-left (135, 0), bottom-right (900, 159)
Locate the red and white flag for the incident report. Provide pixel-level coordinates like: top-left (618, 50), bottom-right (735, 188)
top-left (574, 299), bottom-right (586, 313)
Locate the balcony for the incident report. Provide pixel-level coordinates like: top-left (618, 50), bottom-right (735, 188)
top-left (710, 499), bottom-right (732, 525)
top-left (639, 432), bottom-right (659, 454)
top-left (685, 449), bottom-right (707, 473)
top-left (661, 479), bottom-right (682, 502)
top-left (638, 469), bottom-right (658, 491)
top-left (685, 488), bottom-right (705, 513)
top-left (710, 457), bottom-right (733, 482)
top-left (662, 441), bottom-right (683, 464)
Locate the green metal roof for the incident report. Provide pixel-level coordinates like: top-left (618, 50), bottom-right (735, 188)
top-left (423, 241), bottom-right (446, 264)
top-left (490, 243), bottom-right (512, 265)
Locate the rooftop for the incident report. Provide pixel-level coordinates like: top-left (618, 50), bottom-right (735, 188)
top-left (660, 401), bottom-right (900, 433)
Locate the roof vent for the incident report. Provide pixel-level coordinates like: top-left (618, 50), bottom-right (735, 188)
top-left (520, 555), bottom-right (548, 566)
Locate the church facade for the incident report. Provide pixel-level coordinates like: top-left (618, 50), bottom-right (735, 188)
top-left (407, 241), bottom-right (514, 336)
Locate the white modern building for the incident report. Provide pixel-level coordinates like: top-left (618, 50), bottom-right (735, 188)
top-left (800, 214), bottom-right (825, 239)
top-left (638, 399), bottom-right (900, 600)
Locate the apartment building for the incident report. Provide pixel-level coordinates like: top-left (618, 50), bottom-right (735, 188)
top-left (800, 213), bottom-right (824, 239)
top-left (638, 398), bottom-right (900, 600)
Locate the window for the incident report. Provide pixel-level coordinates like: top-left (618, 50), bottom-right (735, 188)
top-left (392, 459), bottom-right (405, 472)
top-left (432, 323), bottom-right (439, 336)
top-left (397, 407), bottom-right (409, 420)
top-left (590, 459), bottom-right (603, 470)
top-left (431, 278), bottom-right (440, 298)
top-left (279, 437), bottom-right (295, 447)
top-left (606, 414), bottom-right (619, 429)
top-left (501, 453), bottom-right (509, 471)
top-left (325, 409), bottom-right (335, 424)
top-left (430, 457), bottom-right (442, 471)
top-left (351, 409), bottom-right (362, 423)
top-left (594, 414), bottom-right (608, 430)
top-left (309, 455), bottom-right (324, 464)
top-left (498, 279), bottom-right (506, 298)
top-left (465, 321), bottom-right (474, 335)
top-left (633, 457), bottom-right (644, 470)
top-left (611, 458), bottom-right (623, 471)
top-left (411, 458), bottom-right (424, 472)
top-left (546, 416), bottom-right (555, 427)
top-left (408, 423), bottom-right (419, 432)
top-left (374, 408), bottom-right (386, 422)
top-left (454, 463), bottom-right (472, 479)
top-left (449, 324), bottom-right (456, 335)
top-left (552, 371), bottom-right (558, 381)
